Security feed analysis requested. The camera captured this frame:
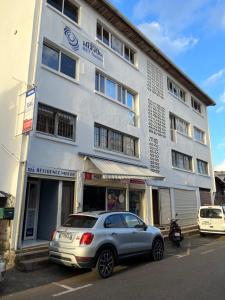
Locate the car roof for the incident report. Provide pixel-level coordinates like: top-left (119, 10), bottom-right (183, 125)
top-left (69, 211), bottom-right (135, 218)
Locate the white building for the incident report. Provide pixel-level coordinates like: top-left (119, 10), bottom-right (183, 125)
top-left (0, 0), bottom-right (215, 251)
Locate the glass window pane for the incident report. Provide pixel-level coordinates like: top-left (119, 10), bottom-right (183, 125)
top-left (42, 44), bottom-right (59, 71)
top-left (63, 0), bottom-right (78, 23)
top-left (60, 53), bottom-right (76, 78)
top-left (97, 23), bottom-right (102, 40)
top-left (122, 87), bottom-right (126, 105)
top-left (103, 28), bottom-right (109, 45)
top-left (130, 50), bottom-right (135, 64)
top-left (105, 215), bottom-right (125, 228)
top-left (47, 0), bottom-right (63, 11)
top-left (94, 126), bottom-right (100, 147)
top-left (111, 35), bottom-right (123, 55)
top-left (107, 189), bottom-right (126, 211)
top-left (127, 92), bottom-right (134, 109)
top-left (106, 79), bottom-right (116, 99)
top-left (57, 112), bottom-right (75, 139)
top-left (124, 46), bottom-right (129, 61)
top-left (100, 75), bottom-right (105, 93)
top-left (124, 214), bottom-right (141, 228)
top-left (36, 104), bottom-right (55, 135)
top-left (95, 73), bottom-right (99, 91)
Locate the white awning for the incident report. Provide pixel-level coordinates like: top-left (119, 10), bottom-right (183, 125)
top-left (88, 157), bottom-right (164, 180)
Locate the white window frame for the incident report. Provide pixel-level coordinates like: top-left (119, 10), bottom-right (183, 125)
top-left (170, 113), bottom-right (190, 137)
top-left (46, 0), bottom-right (79, 25)
top-left (95, 71), bottom-right (137, 126)
top-left (172, 150), bottom-right (193, 172)
top-left (167, 78), bottom-right (186, 102)
top-left (197, 159), bottom-right (208, 175)
top-left (96, 22), bottom-right (136, 65)
top-left (191, 97), bottom-right (202, 114)
top-left (193, 126), bottom-right (205, 144)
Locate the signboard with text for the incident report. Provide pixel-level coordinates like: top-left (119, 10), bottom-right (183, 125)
top-left (27, 165), bottom-right (76, 178)
top-left (23, 87), bottom-right (36, 133)
top-left (62, 25), bottom-right (104, 68)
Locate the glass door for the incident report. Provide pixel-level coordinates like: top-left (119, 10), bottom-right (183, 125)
top-left (24, 180), bottom-right (40, 240)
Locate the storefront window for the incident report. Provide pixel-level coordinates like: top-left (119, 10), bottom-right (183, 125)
top-left (129, 191), bottom-right (143, 218)
top-left (107, 189), bottom-right (126, 211)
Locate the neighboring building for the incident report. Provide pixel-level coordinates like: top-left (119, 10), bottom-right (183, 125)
top-left (214, 172), bottom-right (225, 205)
top-left (0, 0), bottom-right (215, 253)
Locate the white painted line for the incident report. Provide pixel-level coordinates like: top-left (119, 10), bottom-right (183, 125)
top-left (201, 249), bottom-right (215, 255)
top-left (52, 283), bottom-right (93, 297)
top-left (176, 247), bottom-right (191, 259)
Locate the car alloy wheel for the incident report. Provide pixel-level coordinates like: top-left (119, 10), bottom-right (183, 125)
top-left (151, 238), bottom-right (164, 261)
top-left (96, 249), bottom-right (114, 279)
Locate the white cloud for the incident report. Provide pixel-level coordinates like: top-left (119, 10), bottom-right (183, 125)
top-left (214, 159), bottom-right (225, 171)
top-left (215, 106), bottom-right (225, 113)
top-left (204, 68), bottom-right (225, 86)
top-left (138, 22), bottom-right (198, 56)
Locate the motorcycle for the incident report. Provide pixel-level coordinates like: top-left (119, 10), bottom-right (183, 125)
top-left (168, 218), bottom-right (183, 247)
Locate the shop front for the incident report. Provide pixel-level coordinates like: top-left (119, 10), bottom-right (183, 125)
top-left (81, 155), bottom-right (164, 222)
top-left (20, 166), bottom-right (76, 248)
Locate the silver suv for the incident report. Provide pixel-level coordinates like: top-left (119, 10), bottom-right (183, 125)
top-left (49, 211), bottom-right (164, 278)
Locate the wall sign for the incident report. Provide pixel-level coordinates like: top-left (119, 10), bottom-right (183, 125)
top-left (27, 165), bottom-right (76, 178)
top-left (23, 87), bottom-right (36, 133)
top-left (62, 25), bottom-right (104, 68)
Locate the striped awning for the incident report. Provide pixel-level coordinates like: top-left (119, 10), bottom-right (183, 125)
top-left (88, 157), bottom-right (164, 180)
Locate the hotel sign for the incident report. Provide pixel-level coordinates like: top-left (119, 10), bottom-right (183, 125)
top-left (23, 87), bottom-right (36, 133)
top-left (62, 25), bottom-right (104, 68)
top-left (27, 165), bottom-right (76, 178)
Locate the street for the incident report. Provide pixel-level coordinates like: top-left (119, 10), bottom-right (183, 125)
top-left (1, 234), bottom-right (225, 300)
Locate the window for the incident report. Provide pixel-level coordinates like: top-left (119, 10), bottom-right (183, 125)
top-left (194, 127), bottom-right (205, 143)
top-left (95, 72), bottom-right (137, 126)
top-left (37, 103), bottom-right (76, 140)
top-left (94, 124), bottom-right (139, 157)
top-left (107, 189), bottom-right (126, 211)
top-left (42, 43), bottom-right (76, 79)
top-left (104, 215), bottom-right (125, 228)
top-left (123, 214), bottom-right (143, 228)
top-left (96, 23), bottom-right (135, 64)
top-left (197, 159), bottom-right (208, 175)
top-left (167, 78), bottom-right (185, 101)
top-left (63, 215), bottom-right (97, 228)
top-left (200, 208), bottom-right (222, 219)
top-left (172, 150), bottom-right (192, 171)
top-left (47, 0), bottom-right (78, 23)
top-left (191, 97), bottom-right (201, 113)
top-left (170, 113), bottom-right (189, 136)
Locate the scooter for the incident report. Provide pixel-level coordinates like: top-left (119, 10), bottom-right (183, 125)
top-left (168, 218), bottom-right (183, 247)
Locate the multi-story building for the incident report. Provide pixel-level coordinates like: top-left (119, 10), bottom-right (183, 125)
top-left (0, 0), bottom-right (215, 252)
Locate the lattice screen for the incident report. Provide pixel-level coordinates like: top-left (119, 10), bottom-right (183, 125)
top-left (148, 99), bottom-right (166, 138)
top-left (149, 137), bottom-right (160, 173)
top-left (147, 60), bottom-right (164, 99)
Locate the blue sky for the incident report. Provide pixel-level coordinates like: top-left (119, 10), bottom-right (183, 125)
top-left (109, 0), bottom-right (225, 170)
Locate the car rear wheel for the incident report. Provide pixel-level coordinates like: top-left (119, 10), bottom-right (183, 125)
top-left (95, 249), bottom-right (115, 279)
top-left (150, 238), bottom-right (164, 261)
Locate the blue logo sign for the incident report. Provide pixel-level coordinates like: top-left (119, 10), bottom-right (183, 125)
top-left (64, 26), bottom-right (79, 51)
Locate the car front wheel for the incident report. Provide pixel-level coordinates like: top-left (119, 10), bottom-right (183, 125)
top-left (151, 238), bottom-right (164, 261)
top-left (95, 249), bottom-right (115, 279)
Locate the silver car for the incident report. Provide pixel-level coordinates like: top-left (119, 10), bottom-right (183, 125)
top-left (0, 256), bottom-right (6, 282)
top-left (49, 211), bottom-right (164, 278)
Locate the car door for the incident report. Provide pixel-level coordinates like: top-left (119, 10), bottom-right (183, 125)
top-left (123, 213), bottom-right (152, 252)
top-left (104, 214), bottom-right (134, 255)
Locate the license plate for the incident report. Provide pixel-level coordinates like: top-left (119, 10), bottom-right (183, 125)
top-left (59, 232), bottom-right (73, 240)
top-left (202, 221), bottom-right (210, 225)
top-left (175, 232), bottom-right (180, 237)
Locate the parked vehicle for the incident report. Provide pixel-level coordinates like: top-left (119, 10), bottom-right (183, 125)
top-left (49, 211), bottom-right (164, 278)
top-left (168, 218), bottom-right (183, 247)
top-left (198, 205), bottom-right (225, 235)
top-left (0, 255), bottom-right (6, 282)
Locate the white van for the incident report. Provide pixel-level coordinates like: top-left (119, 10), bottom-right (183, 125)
top-left (198, 205), bottom-right (225, 235)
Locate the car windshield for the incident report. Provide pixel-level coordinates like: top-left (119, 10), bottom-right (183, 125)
top-left (63, 215), bottom-right (97, 228)
top-left (200, 208), bottom-right (223, 219)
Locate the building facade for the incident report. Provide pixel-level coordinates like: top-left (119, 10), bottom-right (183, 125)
top-left (0, 0), bottom-right (215, 252)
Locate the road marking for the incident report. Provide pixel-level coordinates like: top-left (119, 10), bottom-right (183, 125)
top-left (176, 247), bottom-right (191, 259)
top-left (201, 249), bottom-right (215, 255)
top-left (52, 283), bottom-right (93, 297)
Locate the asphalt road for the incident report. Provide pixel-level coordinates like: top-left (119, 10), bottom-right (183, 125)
top-left (1, 234), bottom-right (225, 300)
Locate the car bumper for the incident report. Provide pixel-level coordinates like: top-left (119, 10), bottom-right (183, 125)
top-left (199, 229), bottom-right (225, 234)
top-left (0, 261), bottom-right (6, 282)
top-left (49, 247), bottom-right (95, 268)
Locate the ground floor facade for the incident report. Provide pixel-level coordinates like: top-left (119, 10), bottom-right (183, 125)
top-left (6, 154), bottom-right (213, 251)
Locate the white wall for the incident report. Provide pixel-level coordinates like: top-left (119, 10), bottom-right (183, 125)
top-left (27, 0), bottom-right (214, 195)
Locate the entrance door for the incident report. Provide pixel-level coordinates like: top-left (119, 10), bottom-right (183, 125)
top-left (83, 186), bottom-right (106, 211)
top-left (61, 181), bottom-right (74, 225)
top-left (152, 189), bottom-right (160, 225)
top-left (24, 180), bottom-right (40, 240)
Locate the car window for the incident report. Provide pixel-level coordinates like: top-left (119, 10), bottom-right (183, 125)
top-left (200, 208), bottom-right (223, 219)
top-left (124, 214), bottom-right (143, 228)
top-left (104, 214), bottom-right (125, 228)
top-left (63, 215), bottom-right (97, 228)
